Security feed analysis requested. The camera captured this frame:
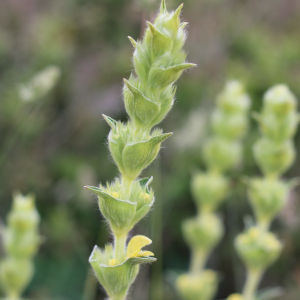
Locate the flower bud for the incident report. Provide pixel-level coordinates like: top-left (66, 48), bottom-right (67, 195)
top-left (191, 172), bottom-right (229, 212)
top-left (203, 137), bottom-right (242, 173)
top-left (212, 111), bottom-right (249, 140)
top-left (216, 81), bottom-right (251, 113)
top-left (89, 242), bottom-right (156, 300)
top-left (263, 85), bottom-right (297, 116)
top-left (235, 227), bottom-right (282, 271)
top-left (257, 111), bottom-right (299, 143)
top-left (176, 270), bottom-right (218, 300)
top-left (247, 178), bottom-right (289, 226)
top-left (8, 193), bottom-right (40, 232)
top-left (253, 138), bottom-right (295, 177)
top-left (105, 117), bottom-right (172, 180)
top-left (0, 258), bottom-right (33, 296)
top-left (183, 214), bottom-right (224, 251)
top-left (85, 177), bottom-right (154, 235)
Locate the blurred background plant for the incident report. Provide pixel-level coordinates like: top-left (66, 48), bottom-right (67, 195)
top-left (176, 81), bottom-right (251, 300)
top-left (0, 193), bottom-right (41, 300)
top-left (1, 0), bottom-right (300, 300)
top-left (229, 85), bottom-right (299, 300)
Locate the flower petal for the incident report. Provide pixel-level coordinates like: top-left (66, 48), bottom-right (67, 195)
top-left (126, 235), bottom-right (152, 258)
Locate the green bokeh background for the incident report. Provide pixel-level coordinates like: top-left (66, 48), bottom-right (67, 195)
top-left (1, 0), bottom-right (300, 299)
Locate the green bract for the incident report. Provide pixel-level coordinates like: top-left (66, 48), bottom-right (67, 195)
top-left (86, 1), bottom-right (195, 299)
top-left (89, 245), bottom-right (156, 300)
top-left (253, 138), bottom-right (295, 178)
top-left (176, 270), bottom-right (218, 300)
top-left (105, 118), bottom-right (172, 181)
top-left (203, 137), bottom-right (242, 173)
top-left (86, 177), bottom-right (154, 235)
top-left (247, 178), bottom-right (289, 226)
top-left (191, 172), bottom-right (229, 212)
top-left (183, 214), bottom-right (223, 251)
top-left (235, 227), bottom-right (282, 271)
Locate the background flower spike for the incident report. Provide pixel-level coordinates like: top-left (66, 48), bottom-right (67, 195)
top-left (176, 81), bottom-right (251, 300)
top-left (234, 84), bottom-right (299, 300)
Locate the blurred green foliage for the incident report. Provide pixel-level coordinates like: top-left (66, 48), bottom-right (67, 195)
top-left (0, 0), bottom-right (300, 300)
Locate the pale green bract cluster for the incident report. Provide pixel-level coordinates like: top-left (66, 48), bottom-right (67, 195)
top-left (0, 193), bottom-right (41, 300)
top-left (234, 85), bottom-right (298, 300)
top-left (176, 81), bottom-right (251, 300)
top-left (85, 1), bottom-right (195, 300)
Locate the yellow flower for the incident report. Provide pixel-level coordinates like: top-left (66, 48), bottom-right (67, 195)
top-left (227, 294), bottom-right (245, 300)
top-left (126, 235), bottom-right (154, 259)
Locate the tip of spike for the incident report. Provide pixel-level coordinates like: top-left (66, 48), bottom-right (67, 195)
top-left (174, 3), bottom-right (184, 17)
top-left (160, 0), bottom-right (167, 13)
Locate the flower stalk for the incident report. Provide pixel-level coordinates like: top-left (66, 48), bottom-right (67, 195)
top-left (176, 81), bottom-right (251, 300)
top-left (85, 1), bottom-right (195, 299)
top-left (231, 85), bottom-right (299, 300)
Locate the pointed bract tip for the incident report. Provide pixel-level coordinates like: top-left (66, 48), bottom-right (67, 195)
top-left (160, 0), bottom-right (167, 14)
top-left (147, 21), bottom-right (156, 33)
top-left (123, 78), bottom-right (135, 92)
top-left (174, 3), bottom-right (184, 17)
top-left (102, 114), bottom-right (117, 129)
top-left (181, 22), bottom-right (188, 29)
top-left (128, 36), bottom-right (137, 48)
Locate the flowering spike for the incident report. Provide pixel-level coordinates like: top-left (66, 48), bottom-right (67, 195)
top-left (86, 2), bottom-right (195, 299)
top-left (234, 85), bottom-right (298, 300)
top-left (177, 81), bottom-right (251, 300)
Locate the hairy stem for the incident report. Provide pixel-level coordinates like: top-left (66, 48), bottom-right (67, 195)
top-left (114, 233), bottom-right (128, 261)
top-left (8, 292), bottom-right (19, 300)
top-left (122, 176), bottom-right (133, 199)
top-left (243, 268), bottom-right (262, 300)
top-left (189, 249), bottom-right (208, 275)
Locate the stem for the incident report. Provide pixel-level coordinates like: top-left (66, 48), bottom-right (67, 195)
top-left (114, 233), bottom-right (127, 261)
top-left (7, 292), bottom-right (19, 300)
top-left (150, 156), bottom-right (163, 300)
top-left (82, 268), bottom-right (98, 300)
top-left (257, 217), bottom-right (270, 231)
top-left (122, 176), bottom-right (133, 199)
top-left (189, 249), bottom-right (208, 275)
top-left (242, 268), bottom-right (263, 300)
